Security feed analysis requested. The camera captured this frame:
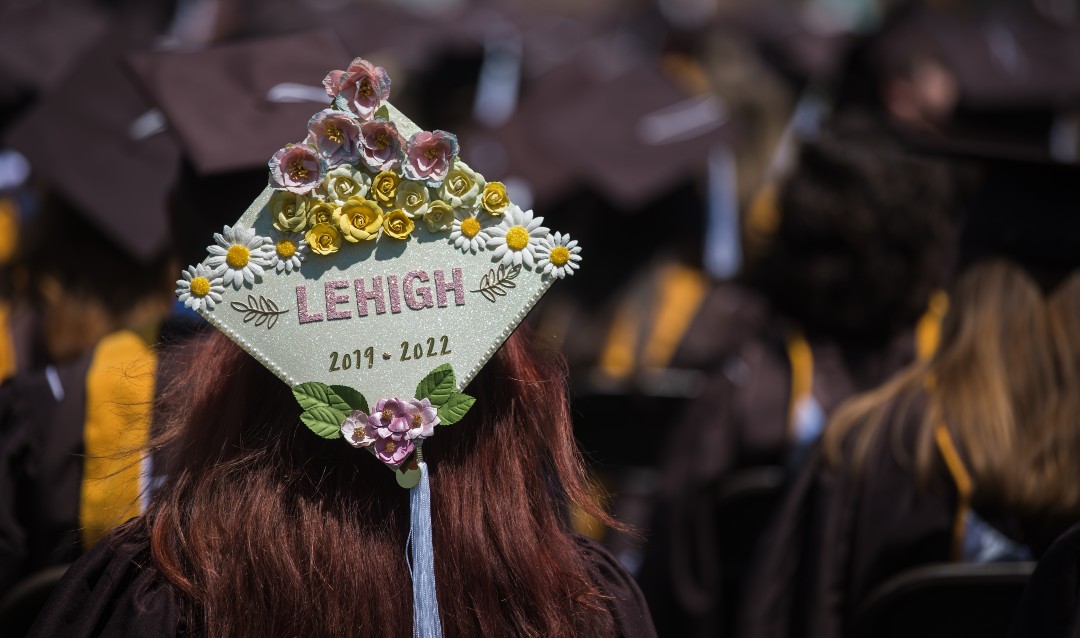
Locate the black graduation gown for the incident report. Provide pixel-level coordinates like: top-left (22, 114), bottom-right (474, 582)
top-left (737, 417), bottom-right (957, 638)
top-left (1008, 522), bottom-right (1080, 637)
top-left (29, 526), bottom-right (658, 638)
top-left (0, 351), bottom-right (94, 596)
top-left (739, 389), bottom-right (1080, 638)
top-left (637, 328), bottom-right (915, 637)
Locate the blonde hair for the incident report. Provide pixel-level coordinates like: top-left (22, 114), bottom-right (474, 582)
top-left (825, 260), bottom-right (1080, 517)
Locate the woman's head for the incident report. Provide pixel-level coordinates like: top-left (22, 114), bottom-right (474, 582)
top-left (146, 326), bottom-right (615, 638)
top-left (827, 259), bottom-right (1080, 519)
top-left (745, 121), bottom-right (956, 347)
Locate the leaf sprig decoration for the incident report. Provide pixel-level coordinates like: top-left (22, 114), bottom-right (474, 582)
top-left (470, 264), bottom-right (521, 303)
top-left (230, 295), bottom-right (288, 329)
top-left (292, 364), bottom-right (473, 441)
top-left (292, 382), bottom-right (369, 439)
top-left (415, 364), bottom-right (475, 425)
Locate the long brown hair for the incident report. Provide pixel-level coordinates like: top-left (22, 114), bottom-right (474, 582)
top-left (825, 260), bottom-right (1080, 517)
top-left (139, 327), bottom-right (617, 637)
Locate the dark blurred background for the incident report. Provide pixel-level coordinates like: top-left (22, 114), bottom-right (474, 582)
top-left (0, 0), bottom-right (1079, 636)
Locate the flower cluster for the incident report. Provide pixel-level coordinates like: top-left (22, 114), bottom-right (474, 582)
top-left (340, 397), bottom-right (439, 465)
top-left (260, 57), bottom-right (580, 276)
top-left (177, 59), bottom-right (582, 310)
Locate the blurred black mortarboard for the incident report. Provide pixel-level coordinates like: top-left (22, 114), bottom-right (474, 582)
top-left (128, 29), bottom-right (349, 176)
top-left (926, 8), bottom-right (1080, 111)
top-left (127, 30), bottom-right (349, 267)
top-left (0, 4), bottom-right (111, 130)
top-left (539, 64), bottom-right (734, 209)
top-left (4, 30), bottom-right (180, 264)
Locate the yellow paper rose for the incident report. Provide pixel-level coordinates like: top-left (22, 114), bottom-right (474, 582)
top-left (383, 209), bottom-right (415, 240)
top-left (306, 223), bottom-right (342, 255)
top-left (371, 170), bottom-right (400, 207)
top-left (439, 161), bottom-right (484, 209)
top-left (269, 190), bottom-right (310, 233)
top-left (337, 196), bottom-right (383, 242)
top-left (321, 165), bottom-right (371, 206)
top-left (480, 181), bottom-right (510, 215)
top-left (423, 200), bottom-right (454, 232)
top-left (308, 200), bottom-right (338, 227)
top-left (395, 180), bottom-right (430, 218)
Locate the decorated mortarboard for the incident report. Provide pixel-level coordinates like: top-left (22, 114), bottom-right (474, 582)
top-left (5, 30), bottom-right (179, 263)
top-left (175, 57), bottom-right (582, 636)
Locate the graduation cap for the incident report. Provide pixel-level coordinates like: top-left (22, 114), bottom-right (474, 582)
top-left (4, 30), bottom-right (179, 264)
top-left (539, 64), bottom-right (734, 209)
top-left (924, 8), bottom-right (1080, 110)
top-left (127, 29), bottom-right (351, 268)
top-left (173, 55), bottom-right (583, 637)
top-left (0, 3), bottom-right (111, 129)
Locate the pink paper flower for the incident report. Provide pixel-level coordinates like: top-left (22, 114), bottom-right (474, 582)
top-left (406, 398), bottom-right (440, 440)
top-left (373, 432), bottom-right (414, 466)
top-left (269, 144), bottom-right (323, 195)
top-left (368, 398), bottom-right (412, 439)
top-left (306, 109), bottom-right (363, 168)
top-left (358, 119), bottom-right (405, 172)
top-left (322, 58), bottom-right (391, 120)
top-left (404, 130), bottom-right (459, 186)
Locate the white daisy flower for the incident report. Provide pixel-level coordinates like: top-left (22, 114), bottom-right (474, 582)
top-left (536, 232), bottom-right (582, 279)
top-left (485, 204), bottom-right (549, 268)
top-left (176, 264), bottom-right (225, 311)
top-left (448, 207), bottom-right (494, 254)
top-left (269, 232), bottom-right (308, 274)
top-left (205, 225), bottom-right (273, 290)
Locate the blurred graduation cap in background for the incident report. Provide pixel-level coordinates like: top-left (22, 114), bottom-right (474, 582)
top-left (0, 3), bottom-right (112, 132)
top-left (4, 30), bottom-right (179, 265)
top-left (127, 29), bottom-right (349, 268)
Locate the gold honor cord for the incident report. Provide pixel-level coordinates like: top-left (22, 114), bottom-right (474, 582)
top-left (916, 291), bottom-right (949, 362)
top-left (785, 331), bottom-right (813, 432)
top-left (0, 302), bottom-right (15, 382)
top-left (598, 263), bottom-right (707, 379)
top-left (80, 330), bottom-right (157, 549)
top-left (934, 423), bottom-right (973, 562)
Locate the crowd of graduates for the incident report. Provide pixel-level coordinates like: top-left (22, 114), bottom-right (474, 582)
top-left (1, 0), bottom-right (1080, 636)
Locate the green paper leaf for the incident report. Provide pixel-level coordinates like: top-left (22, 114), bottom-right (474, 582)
top-left (438, 393), bottom-right (475, 425)
top-left (292, 382), bottom-right (351, 414)
top-left (375, 105), bottom-right (390, 120)
top-left (416, 364), bottom-right (456, 407)
top-left (300, 406), bottom-right (346, 439)
top-left (330, 385), bottom-right (369, 414)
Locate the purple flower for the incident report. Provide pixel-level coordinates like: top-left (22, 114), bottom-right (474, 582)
top-left (406, 398), bottom-right (440, 440)
top-left (306, 109), bottom-right (363, 168)
top-left (358, 119), bottom-right (405, 172)
top-left (322, 58), bottom-right (391, 120)
top-left (368, 398), bottom-right (411, 438)
top-left (373, 432), bottom-right (414, 466)
top-left (269, 144), bottom-right (323, 195)
top-left (404, 130), bottom-right (458, 186)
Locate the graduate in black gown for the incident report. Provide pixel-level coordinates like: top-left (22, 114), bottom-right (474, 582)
top-left (739, 157), bottom-right (1080, 638)
top-left (638, 119), bottom-right (956, 637)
